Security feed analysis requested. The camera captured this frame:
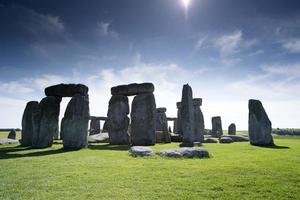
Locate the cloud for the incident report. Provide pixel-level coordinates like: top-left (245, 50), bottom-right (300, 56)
top-left (281, 38), bottom-right (300, 53)
top-left (0, 81), bottom-right (35, 95)
top-left (214, 30), bottom-right (243, 57)
top-left (97, 21), bottom-right (119, 39)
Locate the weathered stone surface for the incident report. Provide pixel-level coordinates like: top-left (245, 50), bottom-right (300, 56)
top-left (88, 133), bottom-right (109, 143)
top-left (131, 93), bottom-right (156, 146)
top-left (61, 94), bottom-right (90, 149)
top-left (53, 128), bottom-right (59, 140)
top-left (211, 116), bottom-right (223, 137)
top-left (226, 135), bottom-right (249, 142)
top-left (158, 147), bottom-right (209, 158)
top-left (193, 98), bottom-right (204, 142)
top-left (129, 146), bottom-right (154, 157)
top-left (107, 95), bottom-right (130, 145)
top-left (155, 107), bottom-right (171, 143)
top-left (31, 96), bottom-right (61, 148)
top-left (111, 83), bottom-right (154, 96)
top-left (168, 126), bottom-right (172, 133)
top-left (173, 118), bottom-right (178, 134)
top-left (102, 120), bottom-right (108, 132)
top-left (228, 123), bottom-right (236, 135)
top-left (176, 102), bottom-right (182, 135)
top-left (89, 118), bottom-right (101, 135)
top-left (7, 129), bottom-right (16, 140)
top-left (21, 101), bottom-right (39, 147)
top-left (219, 137), bottom-right (234, 144)
top-left (248, 99), bottom-right (274, 146)
top-left (45, 83), bottom-right (88, 97)
top-left (180, 84), bottom-right (194, 146)
top-left (170, 133), bottom-right (182, 142)
top-left (203, 138), bottom-right (218, 143)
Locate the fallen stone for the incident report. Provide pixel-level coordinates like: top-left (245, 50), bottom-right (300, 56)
top-left (158, 147), bottom-right (209, 158)
top-left (248, 99), bottom-right (274, 146)
top-left (45, 83), bottom-right (88, 97)
top-left (129, 146), bottom-right (154, 157)
top-left (219, 137), bottom-right (234, 144)
top-left (203, 138), bottom-right (218, 143)
top-left (131, 93), bottom-right (156, 146)
top-left (228, 123), bottom-right (236, 135)
top-left (21, 101), bottom-right (39, 147)
top-left (61, 94), bottom-right (90, 149)
top-left (107, 95), bottom-right (130, 145)
top-left (226, 135), bottom-right (249, 142)
top-left (0, 138), bottom-right (19, 145)
top-left (7, 129), bottom-right (16, 140)
top-left (111, 83), bottom-right (154, 96)
top-left (87, 133), bottom-right (109, 143)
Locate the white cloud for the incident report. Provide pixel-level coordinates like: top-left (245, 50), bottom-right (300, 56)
top-left (214, 30), bottom-right (243, 57)
top-left (0, 81), bottom-right (35, 94)
top-left (281, 38), bottom-right (300, 53)
top-left (97, 21), bottom-right (119, 39)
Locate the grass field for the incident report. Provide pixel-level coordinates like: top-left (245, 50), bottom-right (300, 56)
top-left (0, 132), bottom-right (300, 200)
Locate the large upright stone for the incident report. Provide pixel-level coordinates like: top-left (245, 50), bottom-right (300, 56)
top-left (21, 101), bottom-right (39, 147)
top-left (111, 83), bottom-right (154, 96)
top-left (211, 116), bottom-right (223, 137)
top-left (8, 129), bottom-right (16, 140)
top-left (180, 84), bottom-right (195, 146)
top-left (176, 102), bottom-right (182, 135)
top-left (89, 118), bottom-right (101, 135)
top-left (228, 123), bottom-right (236, 135)
top-left (193, 98), bottom-right (204, 142)
top-left (32, 96), bottom-right (61, 148)
top-left (155, 107), bottom-right (171, 143)
top-left (173, 118), bottom-right (178, 134)
top-left (248, 99), bottom-right (273, 146)
top-left (45, 83), bottom-right (88, 97)
top-left (61, 94), bottom-right (90, 149)
top-left (102, 120), bottom-right (108, 132)
top-left (107, 95), bottom-right (130, 145)
top-left (131, 93), bottom-right (156, 146)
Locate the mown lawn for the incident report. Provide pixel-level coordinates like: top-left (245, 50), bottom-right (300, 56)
top-left (0, 133), bottom-right (300, 200)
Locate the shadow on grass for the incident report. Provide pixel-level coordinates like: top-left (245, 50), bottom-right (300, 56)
top-left (0, 146), bottom-right (78, 160)
top-left (251, 144), bottom-right (290, 149)
top-left (88, 143), bottom-right (130, 151)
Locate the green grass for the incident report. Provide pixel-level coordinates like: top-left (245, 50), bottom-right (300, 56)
top-left (0, 135), bottom-right (300, 200)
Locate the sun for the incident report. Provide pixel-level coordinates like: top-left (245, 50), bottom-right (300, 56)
top-left (181, 0), bottom-right (191, 9)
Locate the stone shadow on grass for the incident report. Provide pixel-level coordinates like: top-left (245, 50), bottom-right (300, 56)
top-left (0, 146), bottom-right (78, 160)
top-left (88, 143), bottom-right (130, 151)
top-left (251, 144), bottom-right (290, 149)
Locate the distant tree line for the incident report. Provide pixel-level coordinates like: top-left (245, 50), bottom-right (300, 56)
top-left (272, 128), bottom-right (300, 136)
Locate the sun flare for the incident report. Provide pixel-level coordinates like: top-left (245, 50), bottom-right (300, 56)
top-left (182, 0), bottom-right (191, 9)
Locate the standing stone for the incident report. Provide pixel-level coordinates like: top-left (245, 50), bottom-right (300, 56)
top-left (102, 120), bottom-right (109, 133)
top-left (21, 101), bottom-right (39, 147)
top-left (131, 93), bottom-right (156, 146)
top-left (211, 116), bottom-right (223, 137)
top-left (155, 107), bottom-right (171, 143)
top-left (173, 118), bottom-right (178, 134)
top-left (32, 96), bottom-right (61, 148)
top-left (228, 123), bottom-right (236, 135)
top-left (89, 118), bottom-right (101, 135)
top-left (8, 129), bottom-right (16, 140)
top-left (107, 95), bottom-right (130, 145)
top-left (53, 127), bottom-right (59, 140)
top-left (180, 84), bottom-right (195, 147)
top-left (193, 98), bottom-right (205, 142)
top-left (168, 126), bottom-right (172, 133)
top-left (61, 94), bottom-right (90, 149)
top-left (248, 99), bottom-right (274, 146)
top-left (176, 102), bottom-right (182, 135)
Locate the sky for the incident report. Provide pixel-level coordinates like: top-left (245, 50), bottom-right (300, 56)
top-left (0, 0), bottom-right (300, 130)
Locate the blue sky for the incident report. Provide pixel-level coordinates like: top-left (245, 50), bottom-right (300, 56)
top-left (0, 0), bottom-right (300, 129)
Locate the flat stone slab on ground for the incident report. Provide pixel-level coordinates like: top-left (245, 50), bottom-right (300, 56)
top-left (129, 146), bottom-right (154, 157)
top-left (87, 133), bottom-right (109, 143)
top-left (158, 147), bottom-right (209, 158)
top-left (219, 137), bottom-right (234, 143)
top-left (226, 135), bottom-right (249, 142)
top-left (0, 138), bottom-right (19, 145)
top-left (203, 138), bottom-right (218, 143)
